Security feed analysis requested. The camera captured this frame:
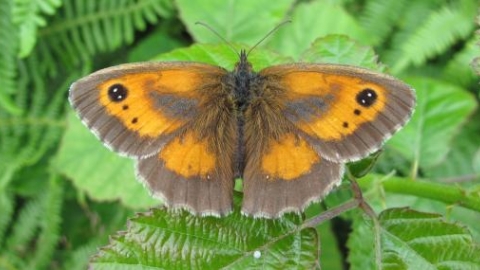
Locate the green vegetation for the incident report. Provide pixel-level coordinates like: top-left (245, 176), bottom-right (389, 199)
top-left (1, 0), bottom-right (479, 269)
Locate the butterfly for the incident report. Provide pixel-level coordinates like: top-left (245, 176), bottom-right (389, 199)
top-left (69, 47), bottom-right (415, 218)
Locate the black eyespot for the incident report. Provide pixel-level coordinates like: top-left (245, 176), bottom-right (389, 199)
top-left (108, 84), bottom-right (128, 102)
top-left (343, 122), bottom-right (349, 128)
top-left (354, 109), bottom-right (361, 115)
top-left (131, 117), bottom-right (138, 124)
top-left (122, 105), bottom-right (129, 110)
top-left (356, 88), bottom-right (377, 107)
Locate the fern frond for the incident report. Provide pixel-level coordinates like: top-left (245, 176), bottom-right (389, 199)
top-left (391, 0), bottom-right (477, 73)
top-left (12, 0), bottom-right (62, 57)
top-left (29, 174), bottom-right (63, 269)
top-left (5, 194), bottom-right (43, 251)
top-left (0, 190), bottom-right (15, 247)
top-left (0, 0), bottom-right (21, 115)
top-left (2, 174), bottom-right (63, 269)
top-left (443, 36), bottom-right (479, 88)
top-left (36, 0), bottom-right (174, 76)
top-left (359, 0), bottom-right (408, 45)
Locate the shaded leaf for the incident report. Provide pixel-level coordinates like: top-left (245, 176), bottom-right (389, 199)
top-left (347, 211), bottom-right (376, 270)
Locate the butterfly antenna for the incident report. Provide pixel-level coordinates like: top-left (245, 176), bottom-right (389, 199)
top-left (247, 20), bottom-right (291, 56)
top-left (195, 21), bottom-right (239, 57)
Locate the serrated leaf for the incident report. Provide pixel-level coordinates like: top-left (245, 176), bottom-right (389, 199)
top-left (90, 199), bottom-right (318, 269)
top-left (380, 208), bottom-right (480, 269)
top-left (387, 77), bottom-right (477, 169)
top-left (349, 208), bottom-right (480, 269)
top-left (52, 111), bottom-right (158, 209)
top-left (267, 1), bottom-right (374, 58)
top-left (176, 0), bottom-right (294, 44)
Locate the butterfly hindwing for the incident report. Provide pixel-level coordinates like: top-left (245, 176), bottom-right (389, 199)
top-left (242, 132), bottom-right (344, 218)
top-left (137, 127), bottom-right (236, 216)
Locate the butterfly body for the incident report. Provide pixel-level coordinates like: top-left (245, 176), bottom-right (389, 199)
top-left (70, 49), bottom-right (415, 218)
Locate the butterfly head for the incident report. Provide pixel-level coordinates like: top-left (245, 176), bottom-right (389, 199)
top-left (234, 50), bottom-right (253, 74)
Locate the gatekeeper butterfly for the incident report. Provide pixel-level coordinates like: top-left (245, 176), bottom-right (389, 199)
top-left (69, 42), bottom-right (415, 218)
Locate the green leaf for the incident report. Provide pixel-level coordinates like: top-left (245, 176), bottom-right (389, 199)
top-left (301, 35), bottom-right (384, 70)
top-left (267, 1), bottom-right (374, 58)
top-left (128, 28), bottom-right (187, 62)
top-left (52, 111), bottom-right (158, 209)
top-left (152, 43), bottom-right (292, 71)
top-left (427, 116), bottom-right (480, 180)
top-left (176, 0), bottom-right (294, 44)
top-left (90, 198), bottom-right (318, 269)
top-left (347, 211), bottom-right (376, 270)
top-left (317, 221), bottom-right (344, 270)
top-left (387, 77), bottom-right (478, 169)
top-left (380, 208), bottom-right (480, 269)
top-left (349, 208), bottom-right (480, 269)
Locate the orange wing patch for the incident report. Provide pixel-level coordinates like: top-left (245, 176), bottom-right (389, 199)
top-left (98, 71), bottom-right (202, 138)
top-left (282, 72), bottom-right (387, 140)
top-left (261, 134), bottom-right (320, 180)
top-left (160, 131), bottom-right (216, 179)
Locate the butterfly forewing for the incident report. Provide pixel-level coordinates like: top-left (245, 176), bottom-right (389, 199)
top-left (259, 64), bottom-right (415, 162)
top-left (70, 62), bottom-right (237, 216)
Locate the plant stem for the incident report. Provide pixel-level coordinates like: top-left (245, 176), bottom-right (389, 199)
top-left (358, 175), bottom-right (480, 212)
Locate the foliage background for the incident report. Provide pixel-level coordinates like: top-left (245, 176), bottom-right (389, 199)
top-left (0, 0), bottom-right (479, 269)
